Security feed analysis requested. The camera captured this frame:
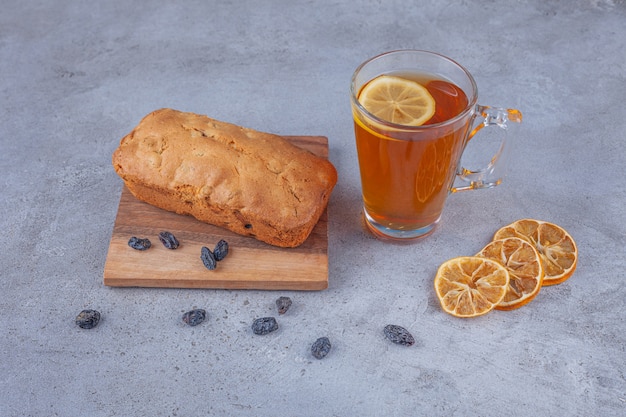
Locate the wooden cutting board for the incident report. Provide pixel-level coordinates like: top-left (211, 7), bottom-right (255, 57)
top-left (103, 136), bottom-right (330, 290)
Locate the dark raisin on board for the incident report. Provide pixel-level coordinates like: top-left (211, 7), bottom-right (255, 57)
top-left (128, 236), bottom-right (151, 250)
top-left (75, 309), bottom-right (101, 329)
top-left (158, 231), bottom-right (180, 249)
top-left (311, 337), bottom-right (332, 359)
top-left (251, 317), bottom-right (278, 335)
top-left (182, 309), bottom-right (206, 326)
top-left (213, 239), bottom-right (229, 261)
top-left (383, 324), bottom-right (415, 346)
top-left (200, 246), bottom-right (217, 270)
top-left (276, 296), bottom-right (292, 315)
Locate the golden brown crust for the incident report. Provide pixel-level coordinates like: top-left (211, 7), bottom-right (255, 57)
top-left (112, 108), bottom-right (337, 247)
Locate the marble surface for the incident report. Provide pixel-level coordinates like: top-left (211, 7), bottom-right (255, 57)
top-left (1, 1), bottom-right (625, 416)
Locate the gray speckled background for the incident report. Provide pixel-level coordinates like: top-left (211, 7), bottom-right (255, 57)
top-left (1, 0), bottom-right (625, 416)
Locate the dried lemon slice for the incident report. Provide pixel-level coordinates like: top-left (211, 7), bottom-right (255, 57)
top-left (434, 256), bottom-right (510, 318)
top-left (493, 219), bottom-right (577, 286)
top-left (358, 75), bottom-right (436, 126)
top-left (477, 237), bottom-right (544, 310)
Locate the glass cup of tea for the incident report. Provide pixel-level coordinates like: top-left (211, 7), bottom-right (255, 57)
top-left (350, 50), bottom-right (522, 240)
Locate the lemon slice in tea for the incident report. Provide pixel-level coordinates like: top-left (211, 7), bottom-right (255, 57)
top-left (358, 75), bottom-right (436, 126)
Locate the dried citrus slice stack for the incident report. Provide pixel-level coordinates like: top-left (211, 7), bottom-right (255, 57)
top-left (358, 75), bottom-right (436, 126)
top-left (493, 219), bottom-right (578, 286)
top-left (476, 237), bottom-right (544, 310)
top-left (434, 256), bottom-right (510, 318)
top-left (434, 219), bottom-right (577, 317)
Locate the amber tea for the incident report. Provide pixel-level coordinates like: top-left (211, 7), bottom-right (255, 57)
top-left (354, 72), bottom-right (470, 237)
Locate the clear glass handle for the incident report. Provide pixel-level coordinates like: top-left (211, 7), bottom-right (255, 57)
top-left (452, 105), bottom-right (522, 193)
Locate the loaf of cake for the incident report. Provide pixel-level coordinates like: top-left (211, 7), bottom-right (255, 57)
top-left (112, 108), bottom-right (337, 247)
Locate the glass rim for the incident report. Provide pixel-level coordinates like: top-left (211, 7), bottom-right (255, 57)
top-left (350, 49), bottom-right (479, 131)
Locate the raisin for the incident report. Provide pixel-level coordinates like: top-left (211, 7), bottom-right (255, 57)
top-left (383, 324), bottom-right (415, 346)
top-left (200, 246), bottom-right (217, 270)
top-left (251, 317), bottom-right (278, 335)
top-left (158, 231), bottom-right (180, 249)
top-left (213, 239), bottom-right (229, 261)
top-left (244, 224), bottom-right (252, 229)
top-left (182, 309), bottom-right (206, 326)
top-left (275, 296), bottom-right (292, 315)
top-left (311, 337), bottom-right (331, 359)
top-left (128, 236), bottom-right (151, 250)
top-left (75, 309), bottom-right (101, 329)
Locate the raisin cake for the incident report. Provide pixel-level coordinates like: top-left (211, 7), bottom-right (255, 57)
top-left (112, 108), bottom-right (337, 247)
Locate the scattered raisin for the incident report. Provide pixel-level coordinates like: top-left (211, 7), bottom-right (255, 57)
top-left (251, 317), bottom-right (278, 335)
top-left (128, 236), bottom-right (151, 250)
top-left (158, 231), bottom-right (180, 249)
top-left (275, 296), bottom-right (292, 315)
top-left (213, 239), bottom-right (229, 261)
top-left (75, 309), bottom-right (101, 329)
top-left (383, 324), bottom-right (415, 346)
top-left (200, 246), bottom-right (217, 270)
top-left (311, 337), bottom-right (331, 359)
top-left (182, 309), bottom-right (206, 326)
top-left (244, 224), bottom-right (252, 229)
